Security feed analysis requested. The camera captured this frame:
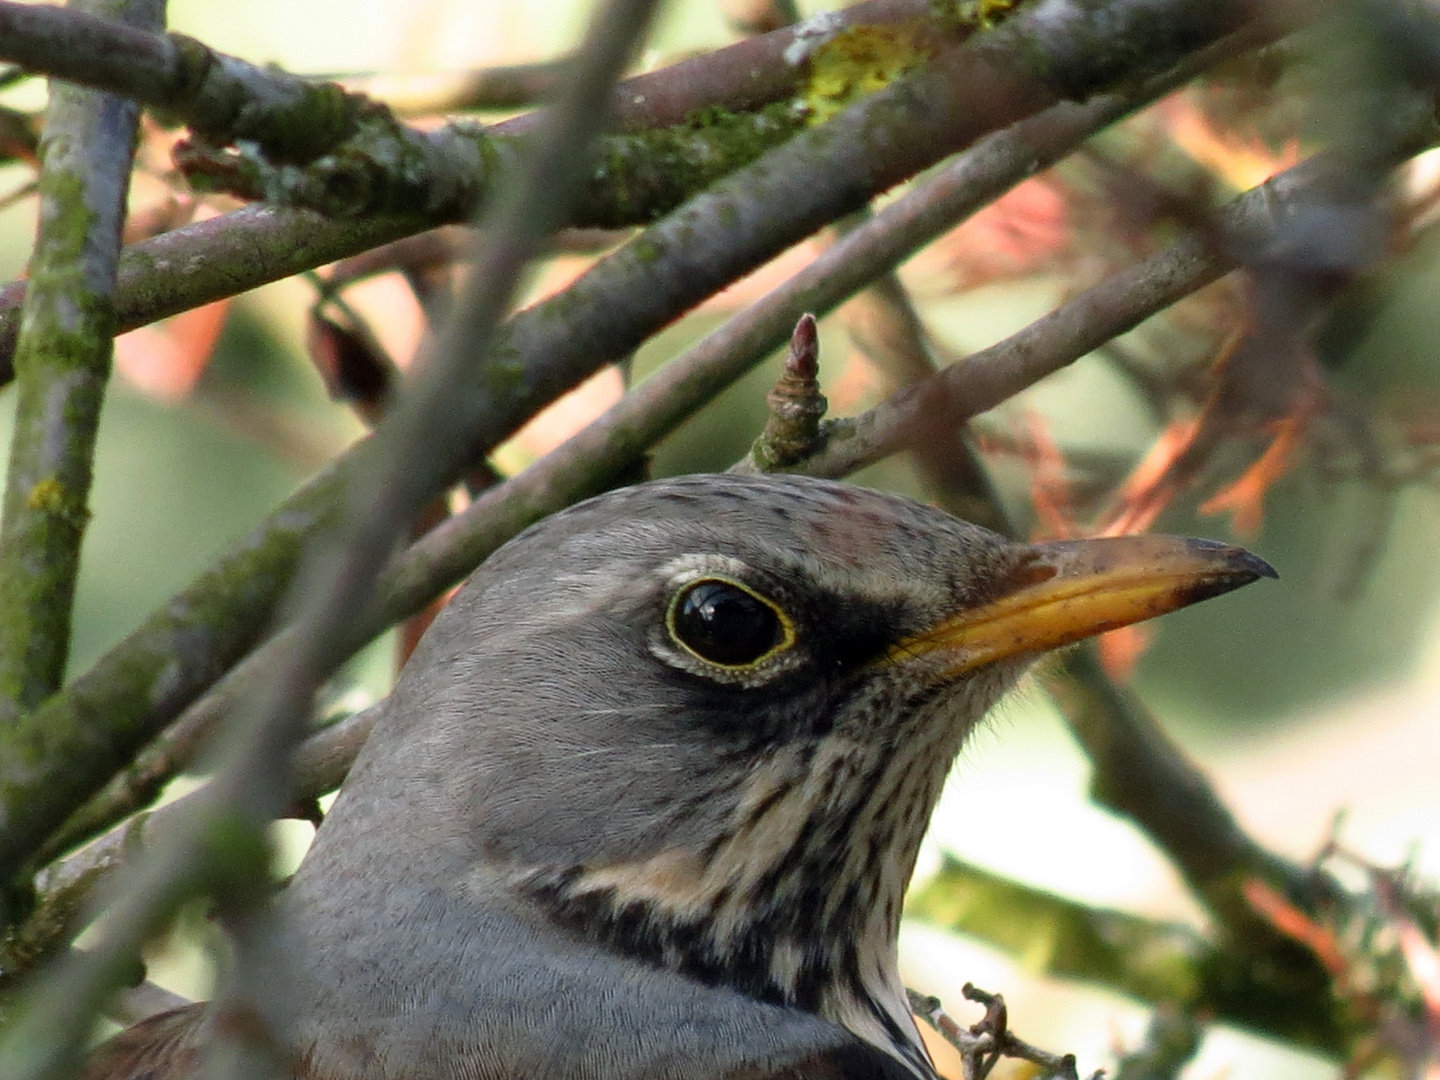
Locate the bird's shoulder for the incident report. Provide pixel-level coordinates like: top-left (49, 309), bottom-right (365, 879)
top-left (79, 1004), bottom-right (207, 1080)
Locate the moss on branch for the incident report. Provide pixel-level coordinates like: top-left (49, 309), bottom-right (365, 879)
top-left (0, 0), bottom-right (158, 728)
top-left (574, 103), bottom-right (806, 227)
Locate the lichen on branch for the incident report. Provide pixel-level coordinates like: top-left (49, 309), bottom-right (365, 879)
top-left (0, 0), bottom-right (161, 733)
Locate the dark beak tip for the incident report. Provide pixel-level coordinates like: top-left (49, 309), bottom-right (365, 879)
top-left (1183, 538), bottom-right (1278, 582)
top-left (1234, 549), bottom-right (1279, 582)
top-left (1221, 550), bottom-right (1278, 584)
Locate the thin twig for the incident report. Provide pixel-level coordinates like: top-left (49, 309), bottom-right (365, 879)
top-left (828, 210), bottom-right (1010, 532)
top-left (508, 0), bottom-right (937, 134)
top-left (785, 150), bottom-right (1428, 483)
top-left (1044, 646), bottom-right (1343, 1052)
top-left (29, 702), bottom-right (380, 958)
top-left (343, 58), bottom-right (574, 116)
top-left (910, 984), bottom-right (1091, 1080)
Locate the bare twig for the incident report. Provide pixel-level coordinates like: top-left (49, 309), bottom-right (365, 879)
top-left (4, 699), bottom-right (363, 1029)
top-left (0, 0), bottom-right (591, 226)
top-left (0, 109), bottom-right (802, 381)
top-left (0, 0), bottom-right (951, 223)
top-left (786, 150), bottom-right (1429, 483)
top-left (910, 984), bottom-right (1093, 1080)
top-left (508, 0), bottom-right (940, 135)
top-left (0, 206), bottom-right (427, 385)
top-left (0, 0), bottom-right (160, 724)
top-left (743, 314), bottom-right (827, 470)
top-left (1053, 647), bottom-right (1320, 911)
top-left (1047, 647), bottom-right (1342, 1049)
top-left (28, 702), bottom-right (380, 958)
top-left (829, 211), bottom-right (1010, 532)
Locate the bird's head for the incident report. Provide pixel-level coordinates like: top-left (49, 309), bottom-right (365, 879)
top-left (316, 473), bottom-right (1273, 1075)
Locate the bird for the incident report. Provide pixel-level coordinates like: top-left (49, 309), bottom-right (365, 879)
top-left (82, 472), bottom-right (1275, 1080)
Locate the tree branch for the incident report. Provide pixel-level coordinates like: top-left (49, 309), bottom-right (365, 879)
top-left (909, 857), bottom-right (1208, 1014)
top-left (0, 0), bottom-right (956, 224)
top-left (908, 855), bottom-right (1343, 1053)
top-left (0, 0), bottom-right (161, 724)
top-left (344, 0), bottom-right (938, 119)
top-left (0, 0), bottom-right (1285, 383)
top-left (785, 149), bottom-right (1425, 482)
top-left (20, 25), bottom-right (1264, 875)
top-left (1044, 647), bottom-right (1343, 1050)
top-left (828, 210), bottom-right (1010, 532)
top-left (11, 702), bottom-right (380, 995)
top-left (0, 2), bottom-right (342, 157)
top-left (0, 0), bottom-right (951, 381)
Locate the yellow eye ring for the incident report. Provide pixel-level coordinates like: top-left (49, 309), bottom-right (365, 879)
top-left (666, 576), bottom-right (796, 669)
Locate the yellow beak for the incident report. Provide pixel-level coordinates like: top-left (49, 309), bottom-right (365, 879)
top-left (889, 535), bottom-right (1275, 678)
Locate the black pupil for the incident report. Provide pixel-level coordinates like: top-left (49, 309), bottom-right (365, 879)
top-left (674, 581), bottom-right (782, 666)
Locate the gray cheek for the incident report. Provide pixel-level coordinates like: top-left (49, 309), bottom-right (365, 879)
top-left (410, 632), bottom-right (748, 869)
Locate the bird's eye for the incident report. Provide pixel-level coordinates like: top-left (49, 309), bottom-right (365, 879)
top-left (668, 578), bottom-right (790, 668)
